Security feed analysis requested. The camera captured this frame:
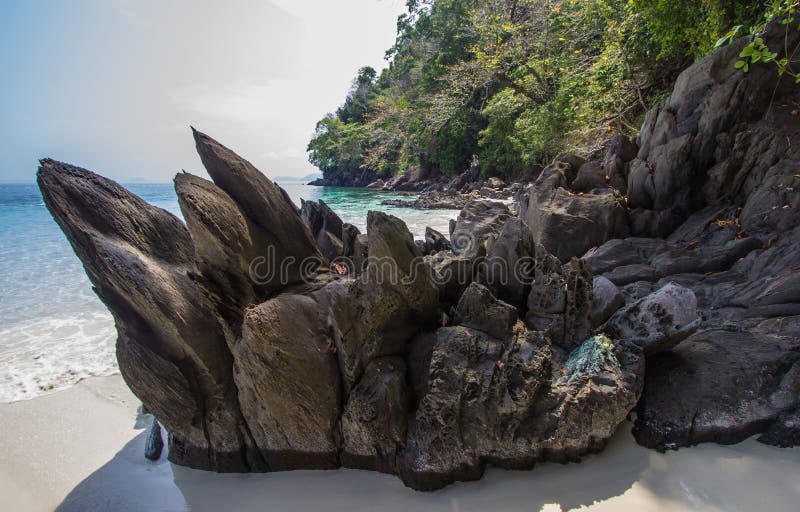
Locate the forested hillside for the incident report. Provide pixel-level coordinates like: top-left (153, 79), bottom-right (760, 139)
top-left (307, 0), bottom-right (792, 184)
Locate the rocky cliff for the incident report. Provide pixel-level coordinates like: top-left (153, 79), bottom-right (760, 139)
top-left (38, 20), bottom-right (800, 490)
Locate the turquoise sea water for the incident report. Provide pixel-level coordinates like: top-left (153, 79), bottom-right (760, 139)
top-left (0, 181), bottom-right (458, 402)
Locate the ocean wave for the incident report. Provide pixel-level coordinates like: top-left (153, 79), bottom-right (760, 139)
top-left (0, 311), bottom-right (118, 403)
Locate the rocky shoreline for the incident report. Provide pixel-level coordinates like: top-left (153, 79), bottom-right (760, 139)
top-left (37, 20), bottom-right (800, 491)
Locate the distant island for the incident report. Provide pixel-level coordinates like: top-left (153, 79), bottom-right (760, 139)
top-left (274, 172), bottom-right (322, 183)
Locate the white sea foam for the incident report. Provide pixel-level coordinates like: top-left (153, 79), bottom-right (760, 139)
top-left (0, 307), bottom-right (118, 403)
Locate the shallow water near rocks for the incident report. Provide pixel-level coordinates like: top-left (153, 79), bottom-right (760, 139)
top-left (0, 181), bottom-right (458, 403)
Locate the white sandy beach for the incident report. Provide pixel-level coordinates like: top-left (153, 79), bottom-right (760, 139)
top-left (0, 375), bottom-right (798, 512)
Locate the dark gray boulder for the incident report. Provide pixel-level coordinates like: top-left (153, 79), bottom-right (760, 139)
top-left (603, 282), bottom-right (700, 355)
top-left (451, 200), bottom-right (511, 258)
top-left (633, 325), bottom-right (800, 450)
top-left (145, 419), bottom-right (164, 461)
top-left (341, 222), bottom-right (361, 257)
top-left (424, 252), bottom-right (474, 308)
top-left (454, 282), bottom-right (519, 339)
top-left (424, 226), bottom-right (451, 254)
top-left (521, 164), bottom-right (629, 262)
top-left (487, 177), bottom-right (506, 189)
top-left (627, 19), bottom-right (800, 238)
top-left (552, 153), bottom-right (587, 183)
top-left (591, 276), bottom-right (625, 326)
top-left (603, 134), bottom-right (638, 192)
top-left (571, 161), bottom-right (608, 193)
top-left (477, 217), bottom-right (537, 306)
top-left (301, 198), bottom-right (346, 261)
top-left (341, 357), bottom-right (410, 474)
top-left (526, 255), bottom-right (593, 351)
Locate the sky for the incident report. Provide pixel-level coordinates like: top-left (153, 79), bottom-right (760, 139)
top-left (0, 0), bottom-right (406, 182)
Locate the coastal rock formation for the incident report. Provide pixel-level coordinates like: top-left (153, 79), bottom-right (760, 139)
top-left (37, 18), bottom-right (800, 491)
top-left (38, 158), bottom-right (266, 472)
top-left (39, 130), bottom-right (648, 491)
top-left (382, 189), bottom-right (470, 210)
top-left (627, 19), bottom-right (800, 238)
top-left (577, 19), bottom-right (800, 451)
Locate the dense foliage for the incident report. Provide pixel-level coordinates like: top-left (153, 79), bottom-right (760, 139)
top-left (308, 0), bottom-right (783, 182)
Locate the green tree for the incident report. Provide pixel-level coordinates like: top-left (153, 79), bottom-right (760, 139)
top-left (307, 0), bottom-right (779, 183)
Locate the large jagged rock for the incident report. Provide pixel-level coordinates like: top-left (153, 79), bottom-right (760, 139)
top-left (174, 173), bottom-right (261, 322)
top-left (454, 282), bottom-right (518, 340)
top-left (526, 254), bottom-right (593, 351)
top-left (38, 159), bottom-right (265, 472)
top-left (424, 251), bottom-right (474, 309)
top-left (401, 324), bottom-right (643, 491)
top-left (341, 357), bottom-right (410, 474)
top-left (627, 19), bottom-right (800, 237)
top-left (342, 222), bottom-right (368, 273)
top-left (521, 162), bottom-right (629, 262)
top-left (326, 211), bottom-right (438, 391)
top-left (477, 217), bottom-right (537, 306)
top-left (603, 134), bottom-right (639, 192)
top-left (301, 198), bottom-right (345, 261)
top-left (193, 129), bottom-right (322, 289)
top-left (234, 291), bottom-right (342, 470)
top-left (424, 226), bottom-right (451, 254)
top-left (450, 200), bottom-right (511, 258)
top-left (571, 161), bottom-right (607, 193)
top-left (38, 131), bottom-right (653, 493)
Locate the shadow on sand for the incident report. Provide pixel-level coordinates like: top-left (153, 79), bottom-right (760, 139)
top-left (55, 423), bottom-right (654, 512)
